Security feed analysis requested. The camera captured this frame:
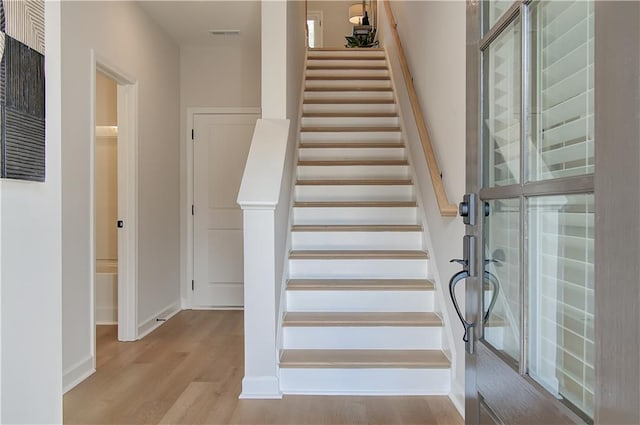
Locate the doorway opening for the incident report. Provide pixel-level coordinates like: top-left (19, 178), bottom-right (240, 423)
top-left (90, 53), bottom-right (139, 362)
top-left (305, 0), bottom-right (377, 49)
top-left (307, 11), bottom-right (323, 48)
top-left (94, 71), bottom-right (119, 345)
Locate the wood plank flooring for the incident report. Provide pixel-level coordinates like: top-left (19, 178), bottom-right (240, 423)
top-left (64, 310), bottom-right (463, 425)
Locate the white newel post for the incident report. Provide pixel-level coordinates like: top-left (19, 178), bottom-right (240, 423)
top-left (238, 205), bottom-right (282, 399)
top-left (237, 118), bottom-right (290, 399)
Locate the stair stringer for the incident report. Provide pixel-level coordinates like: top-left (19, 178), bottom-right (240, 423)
top-left (382, 47), bottom-right (461, 406)
top-left (275, 51), bottom-right (310, 381)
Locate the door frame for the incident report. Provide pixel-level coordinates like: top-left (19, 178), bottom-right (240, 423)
top-left (464, 1), bottom-right (640, 424)
top-left (90, 50), bottom-right (139, 346)
top-left (182, 107), bottom-right (261, 310)
top-left (306, 10), bottom-right (323, 48)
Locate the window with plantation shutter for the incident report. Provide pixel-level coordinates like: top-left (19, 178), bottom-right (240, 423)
top-left (529, 0), bottom-right (594, 181)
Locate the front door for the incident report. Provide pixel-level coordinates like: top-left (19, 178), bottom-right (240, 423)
top-left (464, 1), bottom-right (597, 423)
top-left (192, 113), bottom-right (259, 308)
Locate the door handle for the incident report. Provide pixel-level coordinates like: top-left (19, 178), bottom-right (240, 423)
top-left (483, 270), bottom-right (500, 325)
top-left (448, 267), bottom-right (475, 354)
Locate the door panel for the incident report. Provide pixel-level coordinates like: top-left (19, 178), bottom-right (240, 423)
top-left (465, 1), bottom-right (596, 423)
top-left (193, 113), bottom-right (258, 308)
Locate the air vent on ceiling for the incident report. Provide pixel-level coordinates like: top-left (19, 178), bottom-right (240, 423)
top-left (209, 30), bottom-right (241, 36)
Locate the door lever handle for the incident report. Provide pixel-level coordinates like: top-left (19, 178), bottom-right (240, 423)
top-left (483, 270), bottom-right (500, 324)
top-left (450, 258), bottom-right (468, 268)
top-left (449, 269), bottom-right (475, 354)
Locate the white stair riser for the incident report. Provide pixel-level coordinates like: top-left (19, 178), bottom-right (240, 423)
top-left (282, 327), bottom-right (442, 349)
top-left (294, 207), bottom-right (417, 225)
top-left (297, 165), bottom-right (409, 180)
top-left (295, 185), bottom-right (414, 202)
top-left (279, 368), bottom-right (450, 395)
top-left (304, 92), bottom-right (394, 101)
top-left (303, 104), bottom-right (397, 114)
top-left (288, 259), bottom-right (428, 280)
top-left (291, 231), bottom-right (422, 250)
top-left (286, 290), bottom-right (434, 312)
top-left (300, 131), bottom-right (401, 142)
top-left (307, 69), bottom-right (389, 78)
top-left (298, 147), bottom-right (405, 161)
top-left (301, 116), bottom-right (399, 127)
top-left (306, 79), bottom-right (392, 89)
top-left (306, 59), bottom-right (386, 68)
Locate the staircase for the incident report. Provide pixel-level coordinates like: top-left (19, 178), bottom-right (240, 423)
top-left (278, 49), bottom-right (451, 395)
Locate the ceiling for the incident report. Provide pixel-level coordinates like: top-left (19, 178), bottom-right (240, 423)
top-left (137, 1), bottom-right (261, 47)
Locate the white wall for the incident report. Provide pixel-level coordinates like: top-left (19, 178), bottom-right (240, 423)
top-left (179, 13), bottom-right (261, 306)
top-left (379, 0), bottom-right (467, 413)
top-left (180, 45), bottom-right (260, 109)
top-left (61, 1), bottom-right (181, 389)
top-left (308, 0), bottom-right (356, 48)
top-left (0, 1), bottom-right (63, 422)
top-left (275, 0), bottom-right (307, 318)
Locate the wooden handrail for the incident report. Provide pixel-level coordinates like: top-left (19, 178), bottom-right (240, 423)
top-left (382, 0), bottom-right (458, 217)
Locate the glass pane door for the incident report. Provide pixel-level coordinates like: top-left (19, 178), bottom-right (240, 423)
top-left (528, 1), bottom-right (594, 181)
top-left (470, 1), bottom-right (596, 423)
top-left (527, 194), bottom-right (595, 417)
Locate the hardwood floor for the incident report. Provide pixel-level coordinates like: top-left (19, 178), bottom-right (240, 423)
top-left (64, 310), bottom-right (463, 424)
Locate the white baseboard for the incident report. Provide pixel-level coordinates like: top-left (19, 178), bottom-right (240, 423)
top-left (63, 355), bottom-right (95, 393)
top-left (137, 301), bottom-right (182, 339)
top-left (449, 389), bottom-right (465, 418)
top-left (239, 376), bottom-right (282, 399)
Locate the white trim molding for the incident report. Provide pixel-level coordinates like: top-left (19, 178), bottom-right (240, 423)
top-left (240, 376), bottom-right (282, 400)
top-left (137, 301), bottom-right (182, 340)
top-left (90, 50), bottom-right (140, 346)
top-left (63, 355), bottom-right (95, 394)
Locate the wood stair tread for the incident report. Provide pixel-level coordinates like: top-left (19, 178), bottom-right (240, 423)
top-left (307, 56), bottom-right (386, 61)
top-left (289, 250), bottom-right (429, 260)
top-left (307, 76), bottom-right (390, 81)
top-left (293, 201), bottom-right (417, 207)
top-left (305, 87), bottom-right (393, 92)
top-left (301, 113), bottom-right (399, 118)
top-left (308, 47), bottom-right (385, 51)
top-left (304, 99), bottom-right (395, 104)
top-left (291, 225), bottom-right (422, 232)
top-left (485, 313), bottom-right (508, 327)
top-left (306, 65), bottom-right (388, 70)
top-left (299, 141), bottom-right (405, 149)
top-left (283, 312), bottom-right (442, 327)
top-left (296, 179), bottom-right (412, 186)
top-left (298, 160), bottom-right (408, 166)
top-left (287, 279), bottom-right (435, 291)
top-left (279, 349), bottom-right (450, 369)
top-left (301, 127), bottom-right (401, 133)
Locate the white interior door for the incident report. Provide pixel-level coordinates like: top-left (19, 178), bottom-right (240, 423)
top-left (193, 113), bottom-right (258, 308)
top-left (307, 11), bottom-right (323, 48)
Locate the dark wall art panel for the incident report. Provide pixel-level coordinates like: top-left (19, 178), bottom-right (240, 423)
top-left (0, 0), bottom-right (46, 182)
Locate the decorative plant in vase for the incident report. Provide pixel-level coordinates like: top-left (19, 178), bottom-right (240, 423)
top-left (345, 29), bottom-right (378, 48)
